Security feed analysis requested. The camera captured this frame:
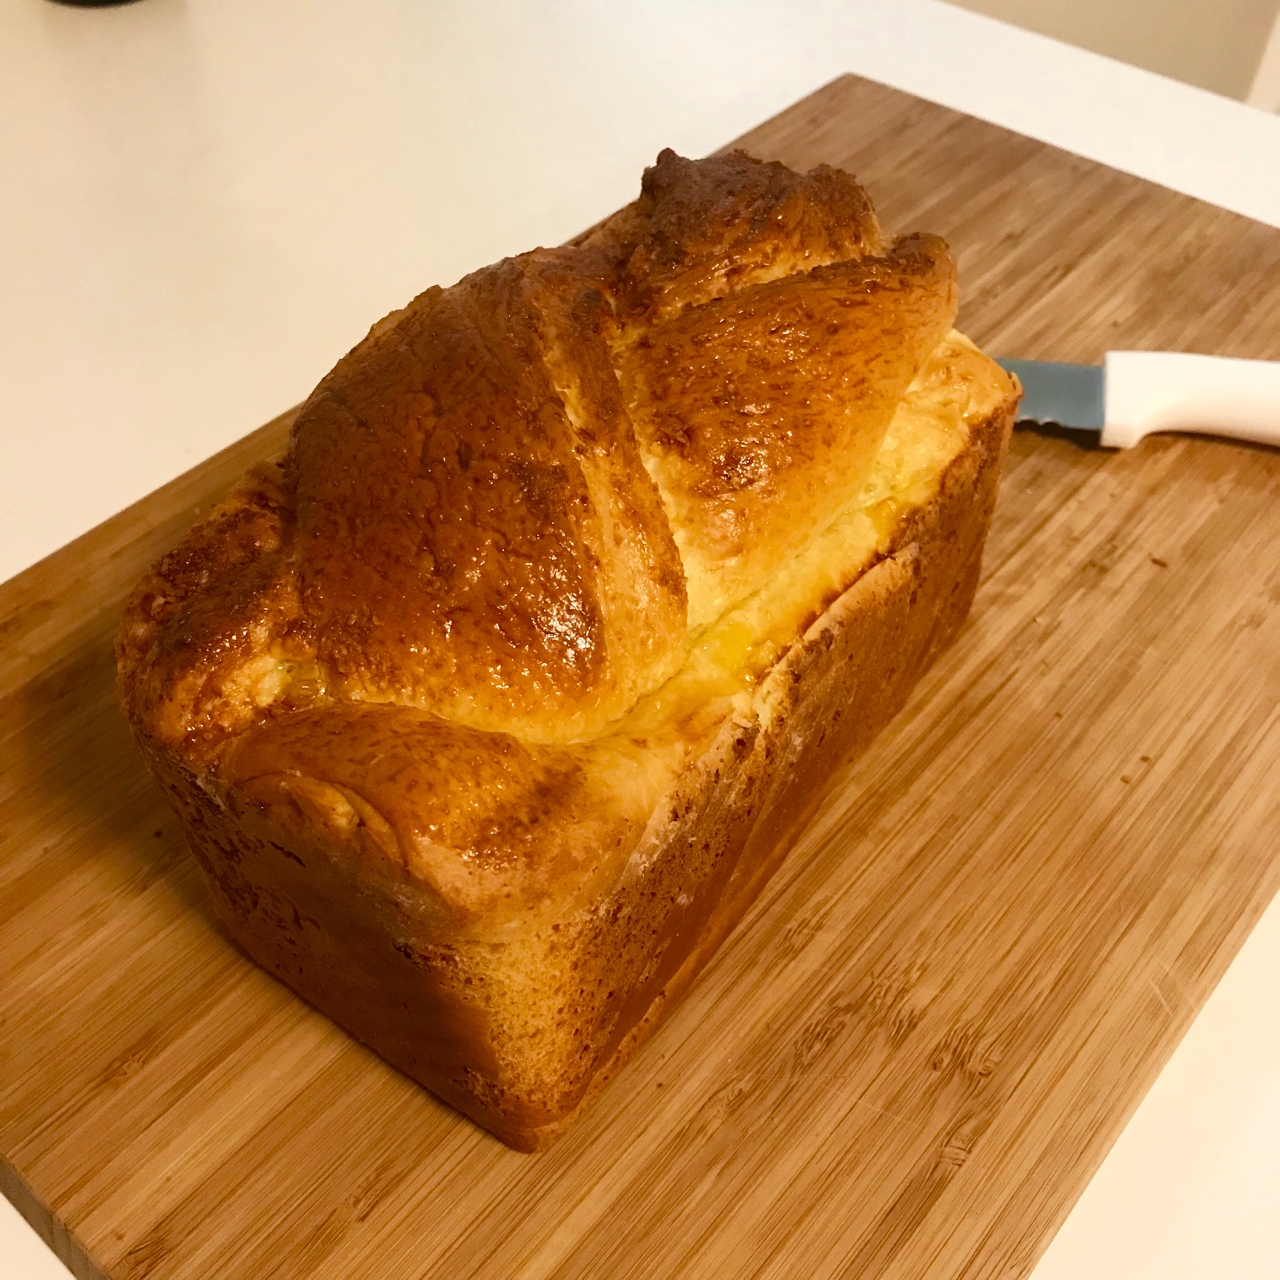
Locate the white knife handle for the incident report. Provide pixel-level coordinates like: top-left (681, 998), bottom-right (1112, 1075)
top-left (1102, 351), bottom-right (1280, 449)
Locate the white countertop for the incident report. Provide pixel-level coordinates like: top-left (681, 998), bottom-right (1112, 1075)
top-left (2, 2), bottom-right (1277, 1277)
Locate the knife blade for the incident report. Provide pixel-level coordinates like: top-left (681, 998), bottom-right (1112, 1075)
top-left (997, 352), bottom-right (1280, 449)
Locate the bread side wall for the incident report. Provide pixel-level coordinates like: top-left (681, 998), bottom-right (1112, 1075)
top-left (515, 395), bottom-right (1014, 1149)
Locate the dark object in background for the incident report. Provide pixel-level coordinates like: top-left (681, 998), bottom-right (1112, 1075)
top-left (48, 0), bottom-right (146, 7)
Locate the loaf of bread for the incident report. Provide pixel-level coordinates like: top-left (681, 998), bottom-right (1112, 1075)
top-left (117, 149), bottom-right (1019, 1151)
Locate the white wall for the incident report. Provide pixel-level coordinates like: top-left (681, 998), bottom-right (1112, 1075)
top-left (947, 0), bottom-right (1280, 100)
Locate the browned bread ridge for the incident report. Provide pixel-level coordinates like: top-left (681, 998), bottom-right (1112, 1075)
top-left (117, 149), bottom-right (1019, 1151)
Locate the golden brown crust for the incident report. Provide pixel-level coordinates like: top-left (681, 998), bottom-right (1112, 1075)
top-left (117, 149), bottom-right (1020, 1151)
top-left (118, 149), bottom-right (957, 750)
top-left (116, 464), bottom-right (300, 749)
top-left (291, 251), bottom-right (690, 742)
top-left (586, 148), bottom-right (888, 323)
top-left (619, 231), bottom-right (958, 625)
top-left (217, 703), bottom-right (666, 918)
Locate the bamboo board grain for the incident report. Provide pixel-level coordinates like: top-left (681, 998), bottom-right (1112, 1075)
top-left (3, 74), bottom-right (1279, 1280)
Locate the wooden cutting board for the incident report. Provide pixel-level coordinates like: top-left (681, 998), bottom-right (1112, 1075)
top-left (3, 75), bottom-right (1279, 1280)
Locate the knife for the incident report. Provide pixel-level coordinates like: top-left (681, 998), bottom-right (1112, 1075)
top-left (996, 352), bottom-right (1280, 449)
